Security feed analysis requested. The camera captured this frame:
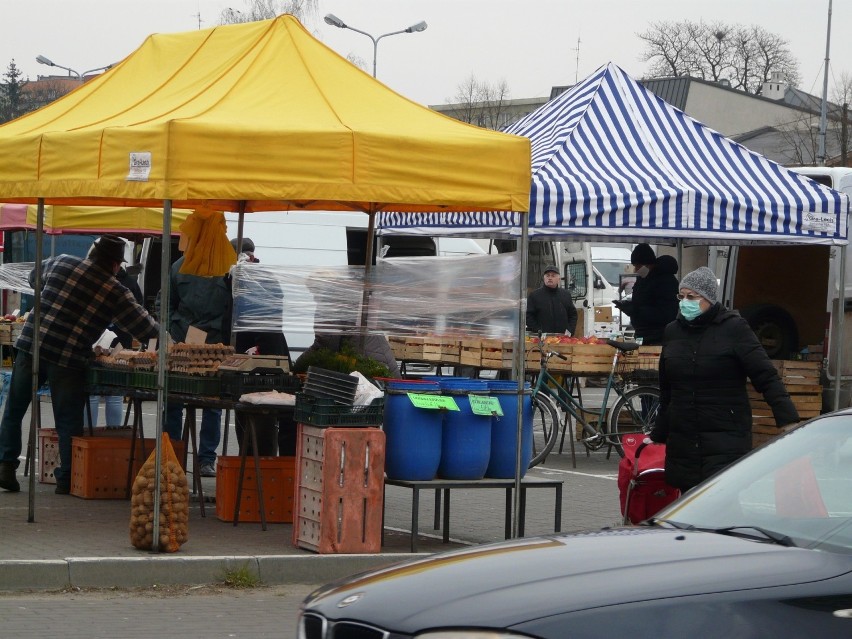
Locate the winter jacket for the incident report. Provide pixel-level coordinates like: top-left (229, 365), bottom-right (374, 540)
top-left (526, 285), bottom-right (578, 335)
top-left (616, 254), bottom-right (679, 345)
top-left (167, 256), bottom-right (231, 344)
top-left (650, 303), bottom-right (799, 491)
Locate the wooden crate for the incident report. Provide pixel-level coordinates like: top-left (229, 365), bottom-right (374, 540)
top-left (480, 339), bottom-right (516, 370)
top-left (531, 342), bottom-right (572, 372)
top-left (387, 336), bottom-right (407, 360)
top-left (398, 336), bottom-right (460, 363)
top-left (569, 343), bottom-right (616, 375)
top-left (459, 338), bottom-right (483, 367)
top-left (215, 455), bottom-right (295, 523)
top-left (293, 425), bottom-right (385, 554)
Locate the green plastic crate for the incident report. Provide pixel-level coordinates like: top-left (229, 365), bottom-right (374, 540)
top-left (294, 392), bottom-right (384, 428)
top-left (86, 367), bottom-right (130, 389)
top-left (168, 373), bottom-right (221, 397)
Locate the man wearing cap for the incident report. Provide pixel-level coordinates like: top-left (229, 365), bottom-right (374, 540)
top-left (650, 266), bottom-right (799, 492)
top-left (526, 265), bottom-right (578, 336)
top-left (0, 235), bottom-right (160, 494)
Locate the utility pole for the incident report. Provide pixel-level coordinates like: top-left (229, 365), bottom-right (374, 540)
top-left (817, 0), bottom-right (833, 166)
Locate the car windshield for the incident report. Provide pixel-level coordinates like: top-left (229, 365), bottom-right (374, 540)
top-left (652, 414), bottom-right (852, 554)
top-left (593, 260), bottom-right (630, 287)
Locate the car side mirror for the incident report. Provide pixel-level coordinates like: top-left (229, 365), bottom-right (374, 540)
top-left (594, 275), bottom-right (606, 289)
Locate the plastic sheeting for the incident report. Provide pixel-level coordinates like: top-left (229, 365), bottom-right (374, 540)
top-left (0, 262), bottom-right (34, 295)
top-left (230, 252), bottom-right (521, 339)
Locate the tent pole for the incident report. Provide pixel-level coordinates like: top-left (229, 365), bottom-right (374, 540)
top-left (676, 239), bottom-right (683, 278)
top-left (357, 208), bottom-right (378, 352)
top-left (231, 201), bottom-right (247, 349)
top-left (512, 212), bottom-right (530, 538)
top-left (152, 199), bottom-right (174, 552)
top-left (27, 199), bottom-right (46, 523)
top-left (834, 241), bottom-right (847, 411)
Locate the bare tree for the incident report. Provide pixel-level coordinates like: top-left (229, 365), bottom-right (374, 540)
top-left (218, 0), bottom-right (317, 25)
top-left (443, 75), bottom-right (512, 130)
top-left (831, 72), bottom-right (851, 166)
top-left (639, 20), bottom-right (800, 94)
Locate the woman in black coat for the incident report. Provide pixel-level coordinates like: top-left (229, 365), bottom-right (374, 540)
top-left (649, 267), bottom-right (799, 492)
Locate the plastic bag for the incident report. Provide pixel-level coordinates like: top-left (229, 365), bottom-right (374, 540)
top-left (350, 371), bottom-right (384, 406)
top-left (129, 434), bottom-right (190, 553)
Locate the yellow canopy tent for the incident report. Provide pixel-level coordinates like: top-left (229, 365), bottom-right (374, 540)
top-left (0, 15), bottom-right (529, 213)
top-left (0, 15), bottom-right (531, 538)
top-left (0, 203), bottom-right (190, 235)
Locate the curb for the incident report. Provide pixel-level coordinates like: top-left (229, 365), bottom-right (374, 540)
top-left (0, 553), bottom-right (427, 592)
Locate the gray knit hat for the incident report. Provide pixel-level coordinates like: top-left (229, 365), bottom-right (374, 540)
top-left (679, 267), bottom-right (718, 303)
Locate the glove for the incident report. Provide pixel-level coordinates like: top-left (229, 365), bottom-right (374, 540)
top-left (612, 300), bottom-right (623, 309)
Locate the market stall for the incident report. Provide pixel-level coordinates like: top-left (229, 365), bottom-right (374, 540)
top-left (377, 61), bottom-right (850, 427)
top-left (0, 15), bottom-right (531, 546)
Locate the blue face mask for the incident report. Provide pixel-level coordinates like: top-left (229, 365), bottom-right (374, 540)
top-left (679, 299), bottom-right (703, 321)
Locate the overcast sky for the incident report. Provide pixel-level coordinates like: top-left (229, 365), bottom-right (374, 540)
top-left (3, 0), bottom-right (849, 108)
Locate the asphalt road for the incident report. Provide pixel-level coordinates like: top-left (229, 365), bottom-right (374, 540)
top-left (0, 583), bottom-right (317, 638)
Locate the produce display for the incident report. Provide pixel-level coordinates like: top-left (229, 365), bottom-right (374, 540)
top-left (129, 435), bottom-right (189, 553)
top-left (93, 343), bottom-right (236, 375)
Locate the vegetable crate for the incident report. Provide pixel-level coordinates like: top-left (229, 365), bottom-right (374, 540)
top-left (38, 426), bottom-right (136, 484)
top-left (480, 339), bottom-right (516, 370)
top-left (293, 424), bottom-right (385, 554)
top-left (458, 338), bottom-right (483, 367)
top-left (70, 436), bottom-right (185, 499)
top-left (569, 343), bottom-right (616, 375)
top-left (396, 336), bottom-right (461, 364)
top-left (750, 359), bottom-right (822, 447)
top-left (527, 342), bottom-right (573, 372)
top-left (215, 456), bottom-right (296, 523)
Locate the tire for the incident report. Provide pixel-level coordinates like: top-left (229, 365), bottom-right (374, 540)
top-left (608, 386), bottom-right (661, 458)
top-left (529, 393), bottom-right (560, 468)
top-left (739, 304), bottom-right (798, 360)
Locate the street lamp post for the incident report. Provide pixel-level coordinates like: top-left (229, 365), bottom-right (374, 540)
top-left (36, 55), bottom-right (113, 82)
top-left (324, 14), bottom-right (427, 78)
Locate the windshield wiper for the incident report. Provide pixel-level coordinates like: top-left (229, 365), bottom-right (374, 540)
top-left (704, 526), bottom-right (798, 547)
top-left (646, 518), bottom-right (694, 530)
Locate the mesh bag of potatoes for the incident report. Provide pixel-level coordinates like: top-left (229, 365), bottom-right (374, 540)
top-left (129, 434), bottom-right (189, 552)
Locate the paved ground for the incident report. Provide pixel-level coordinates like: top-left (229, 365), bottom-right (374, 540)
top-left (0, 397), bottom-right (624, 592)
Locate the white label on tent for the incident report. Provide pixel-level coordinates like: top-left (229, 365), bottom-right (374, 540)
top-left (801, 212), bottom-right (836, 233)
top-left (127, 152), bottom-right (152, 181)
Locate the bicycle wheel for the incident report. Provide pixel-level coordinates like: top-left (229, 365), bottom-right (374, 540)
top-left (608, 386), bottom-right (661, 458)
top-left (529, 392), bottom-right (560, 468)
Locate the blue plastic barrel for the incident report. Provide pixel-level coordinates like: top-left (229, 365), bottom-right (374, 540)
top-left (485, 381), bottom-right (533, 478)
top-left (383, 381), bottom-right (443, 480)
top-left (437, 379), bottom-right (492, 480)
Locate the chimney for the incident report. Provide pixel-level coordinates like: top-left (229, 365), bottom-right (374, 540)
top-left (761, 71), bottom-right (787, 100)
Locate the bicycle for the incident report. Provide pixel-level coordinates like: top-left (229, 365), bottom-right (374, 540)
top-left (527, 338), bottom-right (660, 467)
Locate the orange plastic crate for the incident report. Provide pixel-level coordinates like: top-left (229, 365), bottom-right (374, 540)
top-left (70, 436), bottom-right (185, 499)
top-left (293, 424), bottom-right (385, 554)
top-left (39, 427), bottom-right (138, 485)
top-left (215, 455), bottom-right (296, 523)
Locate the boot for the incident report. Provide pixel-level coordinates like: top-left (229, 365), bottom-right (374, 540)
top-left (0, 462), bottom-right (20, 492)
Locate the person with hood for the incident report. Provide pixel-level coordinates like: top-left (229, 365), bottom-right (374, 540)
top-left (612, 244), bottom-right (679, 345)
top-left (649, 266), bottom-right (799, 492)
top-left (525, 265), bottom-right (578, 335)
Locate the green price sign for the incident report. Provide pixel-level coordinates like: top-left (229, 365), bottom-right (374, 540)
top-left (408, 393), bottom-right (459, 411)
top-left (469, 395), bottom-right (503, 416)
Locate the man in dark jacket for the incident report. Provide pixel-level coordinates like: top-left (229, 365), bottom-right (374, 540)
top-left (163, 251), bottom-right (231, 477)
top-left (650, 266), bottom-right (799, 492)
top-left (613, 244), bottom-right (679, 345)
top-left (526, 265), bottom-right (578, 335)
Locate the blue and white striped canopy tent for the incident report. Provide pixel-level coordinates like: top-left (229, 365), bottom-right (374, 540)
top-left (379, 62), bottom-right (848, 246)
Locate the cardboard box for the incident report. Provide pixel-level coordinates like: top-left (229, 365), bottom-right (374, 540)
top-left (594, 306), bottom-right (613, 323)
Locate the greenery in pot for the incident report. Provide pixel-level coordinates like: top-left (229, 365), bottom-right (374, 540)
top-left (292, 342), bottom-right (391, 379)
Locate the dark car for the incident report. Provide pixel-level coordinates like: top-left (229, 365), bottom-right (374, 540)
top-left (298, 410), bottom-right (852, 638)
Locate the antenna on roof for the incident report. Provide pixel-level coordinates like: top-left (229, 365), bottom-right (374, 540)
top-left (572, 36), bottom-right (581, 84)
